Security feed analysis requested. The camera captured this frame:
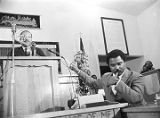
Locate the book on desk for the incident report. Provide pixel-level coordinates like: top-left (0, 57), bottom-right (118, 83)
top-left (77, 94), bottom-right (119, 108)
top-left (85, 100), bottom-right (119, 108)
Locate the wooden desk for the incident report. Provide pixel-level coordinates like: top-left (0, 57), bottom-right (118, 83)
top-left (121, 104), bottom-right (160, 118)
top-left (14, 103), bottom-right (128, 118)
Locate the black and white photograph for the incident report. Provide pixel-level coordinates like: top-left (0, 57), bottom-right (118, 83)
top-left (0, 0), bottom-right (160, 118)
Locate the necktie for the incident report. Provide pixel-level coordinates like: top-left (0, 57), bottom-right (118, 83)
top-left (25, 48), bottom-right (30, 56)
top-left (25, 48), bottom-right (27, 55)
top-left (111, 76), bottom-right (119, 95)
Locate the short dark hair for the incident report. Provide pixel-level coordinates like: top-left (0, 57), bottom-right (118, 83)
top-left (106, 49), bottom-right (126, 64)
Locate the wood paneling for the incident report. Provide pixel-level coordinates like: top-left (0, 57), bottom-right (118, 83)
top-left (1, 57), bottom-right (61, 117)
top-left (122, 104), bottom-right (160, 118)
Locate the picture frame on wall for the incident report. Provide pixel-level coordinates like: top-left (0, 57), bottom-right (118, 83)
top-left (0, 12), bottom-right (40, 29)
top-left (101, 17), bottom-right (129, 55)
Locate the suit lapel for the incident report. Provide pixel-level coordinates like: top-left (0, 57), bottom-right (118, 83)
top-left (121, 69), bottom-right (132, 83)
top-left (20, 47), bottom-right (26, 56)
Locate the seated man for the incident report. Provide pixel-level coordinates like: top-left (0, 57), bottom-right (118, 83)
top-left (9, 30), bottom-right (45, 56)
top-left (140, 61), bottom-right (155, 74)
top-left (70, 49), bottom-right (146, 106)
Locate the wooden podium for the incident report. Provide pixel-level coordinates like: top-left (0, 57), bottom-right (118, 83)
top-left (0, 56), bottom-right (61, 117)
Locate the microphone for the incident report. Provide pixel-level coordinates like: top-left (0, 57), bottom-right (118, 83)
top-left (11, 24), bottom-right (16, 33)
top-left (47, 50), bottom-right (80, 108)
top-left (47, 48), bottom-right (60, 57)
top-left (31, 41), bottom-right (36, 48)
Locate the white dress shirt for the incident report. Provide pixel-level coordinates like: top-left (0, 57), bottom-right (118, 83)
top-left (111, 72), bottom-right (124, 95)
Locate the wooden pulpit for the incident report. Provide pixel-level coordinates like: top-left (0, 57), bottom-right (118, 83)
top-left (0, 56), bottom-right (61, 117)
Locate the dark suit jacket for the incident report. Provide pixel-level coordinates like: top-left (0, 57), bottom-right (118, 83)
top-left (9, 46), bottom-right (45, 56)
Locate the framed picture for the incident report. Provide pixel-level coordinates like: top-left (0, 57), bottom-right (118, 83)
top-left (0, 12), bottom-right (40, 29)
top-left (101, 17), bottom-right (129, 55)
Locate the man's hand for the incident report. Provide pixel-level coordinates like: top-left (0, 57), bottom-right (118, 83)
top-left (70, 62), bottom-right (80, 73)
top-left (107, 76), bottom-right (119, 87)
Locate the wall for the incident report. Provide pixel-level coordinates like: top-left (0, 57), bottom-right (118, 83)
top-left (126, 56), bottom-right (144, 72)
top-left (138, 1), bottom-right (160, 70)
top-left (0, 0), bottom-right (143, 77)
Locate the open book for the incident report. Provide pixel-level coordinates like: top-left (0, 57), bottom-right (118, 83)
top-left (77, 94), bottom-right (119, 108)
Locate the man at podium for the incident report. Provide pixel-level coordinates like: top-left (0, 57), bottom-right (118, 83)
top-left (9, 30), bottom-right (45, 56)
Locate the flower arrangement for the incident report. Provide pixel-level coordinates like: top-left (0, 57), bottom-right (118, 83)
top-left (73, 50), bottom-right (91, 96)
